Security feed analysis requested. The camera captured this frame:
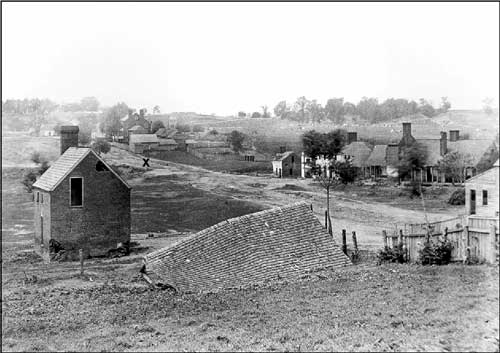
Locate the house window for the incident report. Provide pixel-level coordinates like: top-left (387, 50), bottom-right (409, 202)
top-left (36, 192), bottom-right (39, 203)
top-left (41, 193), bottom-right (43, 203)
top-left (70, 177), bottom-right (83, 207)
top-left (482, 190), bottom-right (488, 205)
top-left (291, 156), bottom-right (295, 164)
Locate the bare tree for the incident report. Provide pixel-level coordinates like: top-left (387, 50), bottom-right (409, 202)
top-left (313, 162), bottom-right (341, 235)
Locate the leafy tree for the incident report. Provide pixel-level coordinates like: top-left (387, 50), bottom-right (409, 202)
top-left (251, 112), bottom-right (262, 119)
top-left (324, 98), bottom-right (344, 124)
top-left (80, 97), bottom-right (99, 111)
top-left (343, 102), bottom-right (357, 116)
top-left (336, 160), bottom-right (358, 183)
top-left (238, 111), bottom-right (246, 118)
top-left (302, 129), bottom-right (347, 159)
top-left (176, 124), bottom-right (191, 133)
top-left (153, 105), bottom-right (161, 114)
top-left (397, 142), bottom-right (429, 180)
top-left (193, 125), bottom-right (204, 132)
top-left (229, 130), bottom-right (245, 152)
top-left (293, 96), bottom-right (311, 122)
top-left (323, 129), bottom-right (347, 158)
top-left (356, 97), bottom-right (380, 123)
top-left (302, 130), bottom-right (327, 159)
top-left (102, 102), bottom-right (129, 137)
top-left (439, 97), bottom-right (451, 113)
top-left (417, 98), bottom-right (436, 117)
top-left (437, 151), bottom-right (473, 185)
top-left (261, 105), bottom-right (270, 118)
top-left (91, 139), bottom-right (111, 155)
top-left (306, 100), bottom-right (325, 124)
top-left (273, 101), bottom-right (290, 119)
top-left (151, 120), bottom-right (165, 133)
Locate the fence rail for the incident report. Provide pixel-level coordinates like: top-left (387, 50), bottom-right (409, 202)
top-left (391, 216), bottom-right (500, 264)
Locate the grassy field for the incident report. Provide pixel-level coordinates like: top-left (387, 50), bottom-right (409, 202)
top-left (2, 134), bottom-right (497, 352)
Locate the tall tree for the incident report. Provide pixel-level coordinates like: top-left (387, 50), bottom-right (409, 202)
top-left (356, 97), bottom-right (380, 122)
top-left (274, 101), bottom-right (290, 119)
top-left (293, 96), bottom-right (310, 122)
top-left (229, 130), bottom-right (245, 152)
top-left (101, 102), bottom-right (129, 137)
top-left (437, 151), bottom-right (473, 185)
top-left (261, 105), bottom-right (270, 118)
top-left (306, 100), bottom-right (325, 124)
top-left (324, 98), bottom-right (344, 124)
top-left (153, 105), bottom-right (161, 114)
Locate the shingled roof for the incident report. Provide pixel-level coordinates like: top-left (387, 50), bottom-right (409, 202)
top-left (448, 139), bottom-right (492, 166)
top-left (129, 134), bottom-right (159, 144)
top-left (273, 151), bottom-right (295, 162)
top-left (365, 145), bottom-right (388, 167)
top-left (341, 141), bottom-right (372, 167)
top-left (32, 147), bottom-right (130, 192)
top-left (143, 202), bottom-right (350, 293)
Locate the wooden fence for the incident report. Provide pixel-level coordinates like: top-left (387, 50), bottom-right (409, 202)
top-left (386, 216), bottom-right (499, 264)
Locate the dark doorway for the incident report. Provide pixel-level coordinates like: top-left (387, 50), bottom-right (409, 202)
top-left (290, 168), bottom-right (293, 175)
top-left (470, 189), bottom-right (476, 215)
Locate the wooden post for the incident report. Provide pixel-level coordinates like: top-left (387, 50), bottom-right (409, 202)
top-left (341, 229), bottom-right (347, 255)
top-left (382, 230), bottom-right (387, 248)
top-left (310, 204), bottom-right (313, 211)
top-left (352, 231), bottom-right (358, 256)
top-left (489, 224), bottom-right (497, 264)
top-left (79, 249), bottom-right (84, 275)
top-left (443, 227), bottom-right (448, 242)
top-left (325, 211), bottom-right (328, 229)
top-left (398, 229), bottom-right (403, 247)
top-left (463, 226), bottom-right (470, 264)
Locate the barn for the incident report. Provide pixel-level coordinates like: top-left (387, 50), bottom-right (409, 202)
top-left (143, 202), bottom-right (350, 293)
top-left (32, 126), bottom-right (131, 260)
top-left (465, 159), bottom-right (499, 217)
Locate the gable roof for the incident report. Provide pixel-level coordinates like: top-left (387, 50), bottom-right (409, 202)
top-left (143, 202), bottom-right (350, 293)
top-left (341, 141), bottom-right (372, 167)
top-left (129, 125), bottom-right (147, 131)
top-left (448, 139), bottom-right (492, 166)
top-left (416, 139), bottom-right (443, 166)
top-left (365, 145), bottom-right (388, 166)
top-left (158, 138), bottom-right (178, 145)
top-left (273, 151), bottom-right (295, 162)
top-left (32, 147), bottom-right (131, 192)
top-left (129, 134), bottom-right (159, 144)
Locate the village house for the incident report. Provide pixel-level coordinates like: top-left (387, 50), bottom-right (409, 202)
top-left (129, 134), bottom-right (159, 154)
top-left (465, 159), bottom-right (499, 217)
top-left (118, 109), bottom-right (152, 142)
top-left (272, 151), bottom-right (300, 178)
top-left (32, 126), bottom-right (131, 260)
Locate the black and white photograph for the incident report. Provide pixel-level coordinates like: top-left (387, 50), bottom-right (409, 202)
top-left (1, 2), bottom-right (499, 352)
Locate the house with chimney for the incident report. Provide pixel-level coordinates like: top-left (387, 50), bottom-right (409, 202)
top-left (118, 109), bottom-right (152, 142)
top-left (465, 159), bottom-right (499, 217)
top-left (364, 122), bottom-right (494, 183)
top-left (272, 151), bottom-right (300, 178)
top-left (32, 126), bottom-right (131, 260)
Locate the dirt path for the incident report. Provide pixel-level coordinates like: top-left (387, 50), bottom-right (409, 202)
top-left (105, 148), bottom-right (457, 249)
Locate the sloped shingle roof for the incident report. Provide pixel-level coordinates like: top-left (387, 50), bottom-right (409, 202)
top-left (365, 145), bottom-right (388, 167)
top-left (143, 202), bottom-right (350, 293)
top-left (32, 147), bottom-right (130, 192)
top-left (341, 142), bottom-right (372, 167)
top-left (129, 134), bottom-right (159, 144)
top-left (158, 138), bottom-right (178, 146)
top-left (273, 151), bottom-right (295, 162)
top-left (416, 139), bottom-right (443, 166)
top-left (448, 139), bottom-right (492, 166)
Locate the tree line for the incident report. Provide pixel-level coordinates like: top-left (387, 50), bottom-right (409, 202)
top-left (272, 96), bottom-right (451, 124)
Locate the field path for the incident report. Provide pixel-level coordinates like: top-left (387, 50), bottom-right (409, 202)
top-left (106, 147), bottom-right (456, 249)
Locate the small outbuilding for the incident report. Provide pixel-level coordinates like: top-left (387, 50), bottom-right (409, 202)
top-left (465, 159), bottom-right (499, 217)
top-left (129, 134), bottom-right (159, 154)
top-left (272, 151), bottom-right (300, 178)
top-left (32, 126), bottom-right (131, 260)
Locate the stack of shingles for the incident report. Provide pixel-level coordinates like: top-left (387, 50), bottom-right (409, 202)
top-left (144, 202), bottom-right (351, 292)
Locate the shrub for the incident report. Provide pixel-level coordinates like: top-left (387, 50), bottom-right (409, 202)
top-left (31, 152), bottom-right (42, 164)
top-left (151, 120), bottom-right (165, 133)
top-left (193, 125), bottom-right (204, 133)
top-left (336, 161), bottom-right (358, 183)
top-left (448, 189), bottom-right (465, 205)
top-left (418, 240), bottom-right (453, 265)
top-left (377, 244), bottom-right (407, 264)
top-left (22, 170), bottom-right (38, 192)
top-left (176, 124), bottom-right (191, 133)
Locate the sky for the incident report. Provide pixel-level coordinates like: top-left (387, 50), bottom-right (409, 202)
top-left (2, 2), bottom-right (499, 116)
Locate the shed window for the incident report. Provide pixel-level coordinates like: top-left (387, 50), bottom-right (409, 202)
top-left (482, 190), bottom-right (488, 205)
top-left (70, 178), bottom-right (83, 207)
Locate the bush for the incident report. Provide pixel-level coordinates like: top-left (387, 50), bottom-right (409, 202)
top-left (22, 170), bottom-right (38, 192)
top-left (418, 240), bottom-right (453, 265)
top-left (151, 120), bottom-right (165, 133)
top-left (193, 125), bottom-right (204, 133)
top-left (448, 189), bottom-right (465, 205)
top-left (176, 124), bottom-right (191, 133)
top-left (377, 244), bottom-right (407, 264)
top-left (336, 161), bottom-right (358, 183)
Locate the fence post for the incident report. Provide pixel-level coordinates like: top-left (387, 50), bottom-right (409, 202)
top-left (352, 231), bottom-right (359, 261)
top-left (325, 211), bottom-right (328, 230)
top-left (398, 229), bottom-right (403, 247)
top-left (490, 224), bottom-right (497, 264)
top-left (382, 230), bottom-right (387, 248)
top-left (341, 229), bottom-right (347, 255)
top-left (463, 226), bottom-right (470, 264)
top-left (79, 249), bottom-right (84, 275)
top-left (443, 227), bottom-right (448, 242)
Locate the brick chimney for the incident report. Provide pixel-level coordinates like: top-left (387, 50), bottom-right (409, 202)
top-left (402, 122), bottom-right (412, 137)
top-left (347, 132), bottom-right (357, 144)
top-left (440, 131), bottom-right (447, 156)
top-left (60, 126), bottom-right (79, 155)
top-left (449, 130), bottom-right (460, 142)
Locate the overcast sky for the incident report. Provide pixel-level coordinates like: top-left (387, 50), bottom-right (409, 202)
top-left (2, 3), bottom-right (499, 115)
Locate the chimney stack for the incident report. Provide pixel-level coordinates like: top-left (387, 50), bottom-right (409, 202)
top-left (440, 131), bottom-right (447, 156)
top-left (347, 132), bottom-right (357, 144)
top-left (402, 122), bottom-right (412, 137)
top-left (449, 130), bottom-right (460, 142)
top-left (60, 126), bottom-right (79, 155)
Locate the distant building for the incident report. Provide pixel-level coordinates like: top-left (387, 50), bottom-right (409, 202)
top-left (32, 126), bottom-right (131, 260)
top-left (272, 151), bottom-right (300, 178)
top-left (129, 134), bottom-right (159, 154)
top-left (465, 159), bottom-right (499, 217)
top-left (119, 110), bottom-right (152, 141)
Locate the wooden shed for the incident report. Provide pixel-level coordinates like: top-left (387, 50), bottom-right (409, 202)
top-left (465, 159), bottom-right (499, 217)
